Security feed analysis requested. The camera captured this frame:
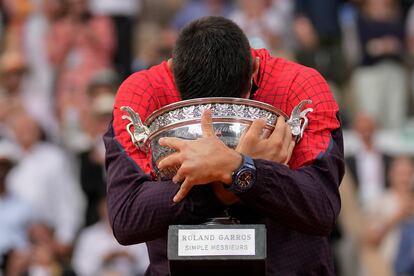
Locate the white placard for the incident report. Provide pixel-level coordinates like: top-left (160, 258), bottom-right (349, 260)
top-left (178, 229), bottom-right (255, 256)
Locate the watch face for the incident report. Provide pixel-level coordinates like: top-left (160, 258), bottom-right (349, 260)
top-left (237, 170), bottom-right (255, 188)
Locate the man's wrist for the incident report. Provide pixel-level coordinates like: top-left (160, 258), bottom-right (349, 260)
top-left (220, 149), bottom-right (243, 185)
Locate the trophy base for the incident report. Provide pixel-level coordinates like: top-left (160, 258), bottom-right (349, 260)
top-left (168, 224), bottom-right (266, 276)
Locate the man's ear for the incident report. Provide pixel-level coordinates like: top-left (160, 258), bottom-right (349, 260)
top-left (252, 57), bottom-right (260, 78)
top-left (242, 57), bottom-right (260, 99)
top-left (167, 58), bottom-right (173, 70)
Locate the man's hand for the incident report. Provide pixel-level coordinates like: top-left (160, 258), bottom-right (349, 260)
top-left (212, 116), bottom-right (296, 206)
top-left (158, 110), bottom-right (242, 203)
top-left (237, 115), bottom-right (295, 164)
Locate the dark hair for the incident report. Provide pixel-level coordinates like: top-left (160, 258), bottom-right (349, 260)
top-left (173, 16), bottom-right (252, 100)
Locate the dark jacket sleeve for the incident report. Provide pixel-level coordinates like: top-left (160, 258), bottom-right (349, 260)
top-left (104, 124), bottom-right (225, 245)
top-left (233, 126), bottom-right (344, 236)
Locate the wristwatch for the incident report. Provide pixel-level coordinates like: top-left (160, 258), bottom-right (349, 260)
top-left (227, 154), bottom-right (256, 193)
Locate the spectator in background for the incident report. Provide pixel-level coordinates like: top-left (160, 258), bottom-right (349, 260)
top-left (132, 22), bottom-right (165, 72)
top-left (229, 0), bottom-right (284, 52)
top-left (171, 0), bottom-right (234, 31)
top-left (20, 0), bottom-right (67, 141)
top-left (48, 0), bottom-right (115, 132)
top-left (72, 196), bottom-right (149, 276)
top-left (79, 69), bottom-right (118, 227)
top-left (350, 0), bottom-right (406, 129)
top-left (6, 111), bottom-right (85, 260)
top-left (0, 51), bottom-right (27, 139)
top-left (157, 0), bottom-right (235, 64)
top-left (394, 214), bottom-right (414, 275)
top-left (346, 113), bottom-right (391, 208)
top-left (294, 0), bottom-right (346, 97)
top-left (362, 157), bottom-right (414, 275)
top-left (89, 0), bottom-right (142, 80)
top-left (1, 0), bottom-right (32, 51)
top-left (7, 222), bottom-right (77, 276)
top-left (0, 2), bottom-right (4, 46)
top-left (404, 4), bottom-right (414, 113)
top-left (0, 140), bottom-right (32, 274)
top-left (270, 0), bottom-right (295, 56)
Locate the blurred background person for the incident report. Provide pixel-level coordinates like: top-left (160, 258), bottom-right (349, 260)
top-left (404, 3), bottom-right (414, 121)
top-left (294, 0), bottom-right (346, 103)
top-left (89, 0), bottom-right (142, 80)
top-left (350, 0), bottom-right (407, 129)
top-left (346, 113), bottom-right (391, 208)
top-left (7, 223), bottom-right (75, 276)
top-left (362, 156), bottom-right (414, 275)
top-left (6, 111), bottom-right (85, 261)
top-left (229, 0), bottom-right (286, 53)
top-left (20, 0), bottom-right (67, 141)
top-left (394, 211), bottom-right (414, 276)
top-left (78, 69), bottom-right (118, 227)
top-left (1, 0), bottom-right (32, 52)
top-left (0, 51), bottom-right (26, 139)
top-left (158, 0), bottom-right (235, 64)
top-left (72, 195), bottom-right (149, 276)
top-left (0, 140), bottom-right (33, 274)
top-left (0, 2), bottom-right (4, 45)
top-left (171, 0), bottom-right (233, 31)
top-left (48, 0), bottom-right (115, 138)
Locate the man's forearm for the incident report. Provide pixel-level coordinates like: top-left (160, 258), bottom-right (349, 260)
top-left (104, 125), bottom-right (224, 245)
top-left (232, 128), bottom-right (344, 236)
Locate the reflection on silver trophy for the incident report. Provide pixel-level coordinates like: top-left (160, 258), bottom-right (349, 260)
top-left (121, 97), bottom-right (313, 180)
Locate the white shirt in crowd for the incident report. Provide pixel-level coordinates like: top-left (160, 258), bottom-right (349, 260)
top-left (6, 142), bottom-right (85, 244)
top-left (89, 0), bottom-right (142, 17)
top-left (229, 0), bottom-right (294, 50)
top-left (0, 193), bottom-right (33, 257)
top-left (22, 11), bottom-right (59, 141)
top-left (355, 146), bottom-right (386, 208)
top-left (72, 222), bottom-right (149, 276)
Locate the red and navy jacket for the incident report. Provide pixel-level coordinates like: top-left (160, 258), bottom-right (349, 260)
top-left (104, 48), bottom-right (344, 275)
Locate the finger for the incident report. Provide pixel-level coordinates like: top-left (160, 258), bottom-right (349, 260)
top-left (158, 153), bottom-right (182, 170)
top-left (158, 137), bottom-right (186, 150)
top-left (172, 170), bottom-right (185, 184)
top-left (269, 115), bottom-right (286, 141)
top-left (285, 140), bottom-right (296, 165)
top-left (282, 122), bottom-right (293, 153)
top-left (201, 109), bottom-right (215, 138)
top-left (246, 118), bottom-right (267, 138)
top-left (173, 178), bottom-right (193, 203)
top-left (239, 127), bottom-right (247, 141)
top-left (270, 115), bottom-right (286, 137)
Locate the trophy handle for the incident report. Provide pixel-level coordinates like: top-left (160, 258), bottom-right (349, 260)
top-left (120, 106), bottom-right (150, 151)
top-left (286, 100), bottom-right (313, 143)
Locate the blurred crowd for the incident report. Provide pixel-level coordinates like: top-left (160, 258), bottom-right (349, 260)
top-left (0, 0), bottom-right (414, 275)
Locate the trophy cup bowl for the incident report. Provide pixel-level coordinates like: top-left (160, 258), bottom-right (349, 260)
top-left (121, 97), bottom-right (313, 181)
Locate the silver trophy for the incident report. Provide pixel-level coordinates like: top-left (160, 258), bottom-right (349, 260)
top-left (121, 98), bottom-right (313, 268)
top-left (121, 97), bottom-right (312, 180)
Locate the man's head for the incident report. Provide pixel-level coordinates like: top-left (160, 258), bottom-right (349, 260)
top-left (388, 156), bottom-right (414, 193)
top-left (10, 111), bottom-right (42, 151)
top-left (172, 16), bottom-right (256, 100)
top-left (353, 113), bottom-right (376, 148)
top-left (0, 51), bottom-right (26, 94)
